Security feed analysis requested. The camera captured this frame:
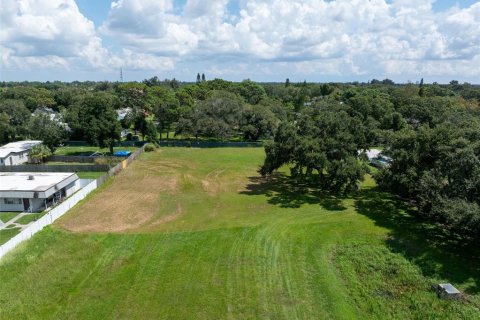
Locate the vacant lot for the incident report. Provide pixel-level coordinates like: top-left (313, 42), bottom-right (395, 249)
top-left (1, 148), bottom-right (479, 319)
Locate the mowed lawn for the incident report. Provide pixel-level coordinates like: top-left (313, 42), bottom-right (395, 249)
top-left (0, 148), bottom-right (479, 319)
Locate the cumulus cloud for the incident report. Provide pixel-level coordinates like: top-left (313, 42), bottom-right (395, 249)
top-left (1, 0), bottom-right (97, 68)
top-left (1, 0), bottom-right (479, 81)
top-left (97, 0), bottom-right (479, 80)
top-left (0, 0), bottom-right (175, 73)
top-left (100, 0), bottom-right (199, 56)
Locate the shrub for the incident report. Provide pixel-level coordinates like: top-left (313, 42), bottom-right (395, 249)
top-left (144, 144), bottom-right (158, 152)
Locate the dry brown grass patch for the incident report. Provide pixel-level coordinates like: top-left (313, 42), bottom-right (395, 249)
top-left (58, 163), bottom-right (180, 233)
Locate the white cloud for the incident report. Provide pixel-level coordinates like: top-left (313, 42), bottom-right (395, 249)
top-left (96, 0), bottom-right (479, 80)
top-left (100, 0), bottom-right (198, 56)
top-left (116, 49), bottom-right (175, 71)
top-left (1, 0), bottom-right (479, 81)
top-left (1, 0), bottom-right (96, 65)
top-left (0, 0), bottom-right (176, 73)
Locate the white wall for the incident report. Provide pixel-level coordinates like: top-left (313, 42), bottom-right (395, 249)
top-left (0, 180), bottom-right (90, 213)
top-left (79, 179), bottom-right (93, 188)
top-left (65, 180), bottom-right (80, 197)
top-left (0, 200), bottom-right (23, 212)
top-left (0, 179), bottom-right (98, 260)
top-left (0, 152), bottom-right (29, 166)
top-left (0, 144), bottom-right (147, 260)
top-left (30, 198), bottom-right (46, 212)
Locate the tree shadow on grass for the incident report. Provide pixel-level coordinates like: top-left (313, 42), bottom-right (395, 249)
top-left (240, 172), bottom-right (347, 210)
top-left (354, 186), bottom-right (480, 295)
top-left (241, 172), bottom-right (480, 295)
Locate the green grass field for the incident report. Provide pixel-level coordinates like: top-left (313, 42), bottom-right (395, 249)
top-left (0, 212), bottom-right (20, 223)
top-left (0, 227), bottom-right (21, 245)
top-left (0, 148), bottom-right (479, 319)
top-left (76, 171), bottom-right (107, 179)
top-left (15, 213), bottom-right (46, 225)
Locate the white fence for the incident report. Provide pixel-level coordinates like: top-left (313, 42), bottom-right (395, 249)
top-left (0, 144), bottom-right (148, 261)
top-left (0, 179), bottom-right (98, 260)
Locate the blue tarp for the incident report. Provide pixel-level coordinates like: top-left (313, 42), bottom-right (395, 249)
top-left (113, 150), bottom-right (131, 157)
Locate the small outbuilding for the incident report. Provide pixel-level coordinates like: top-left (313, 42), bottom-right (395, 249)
top-left (0, 140), bottom-right (42, 166)
top-left (434, 283), bottom-right (461, 299)
top-left (363, 149), bottom-right (392, 168)
top-left (0, 172), bottom-right (80, 212)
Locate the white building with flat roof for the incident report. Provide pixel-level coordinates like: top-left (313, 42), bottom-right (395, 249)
top-left (0, 140), bottom-right (42, 166)
top-left (0, 172), bottom-right (80, 212)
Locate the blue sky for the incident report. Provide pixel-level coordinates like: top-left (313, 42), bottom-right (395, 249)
top-left (76, 0), bottom-right (480, 23)
top-left (1, 0), bottom-right (479, 83)
top-left (431, 0), bottom-right (479, 11)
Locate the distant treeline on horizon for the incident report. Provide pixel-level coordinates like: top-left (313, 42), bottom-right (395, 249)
top-left (1, 78), bottom-right (479, 87)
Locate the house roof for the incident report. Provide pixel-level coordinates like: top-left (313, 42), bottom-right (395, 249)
top-left (0, 172), bottom-right (77, 193)
top-left (365, 149), bottom-right (382, 160)
top-left (439, 283), bottom-right (461, 294)
top-left (0, 140), bottom-right (42, 158)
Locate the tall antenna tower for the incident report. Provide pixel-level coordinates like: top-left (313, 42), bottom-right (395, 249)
top-left (120, 68), bottom-right (123, 82)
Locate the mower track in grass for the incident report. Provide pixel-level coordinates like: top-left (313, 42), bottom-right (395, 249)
top-left (0, 148), bottom-right (479, 319)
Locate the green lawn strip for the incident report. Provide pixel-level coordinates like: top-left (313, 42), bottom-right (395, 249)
top-left (43, 162), bottom-right (96, 165)
top-left (0, 227), bottom-right (21, 245)
top-left (15, 212), bottom-right (47, 225)
top-left (0, 212), bottom-right (20, 223)
top-left (0, 147), bottom-right (479, 319)
top-left (76, 172), bottom-right (107, 179)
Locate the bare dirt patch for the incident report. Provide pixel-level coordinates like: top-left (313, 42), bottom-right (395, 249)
top-left (58, 163), bottom-right (180, 233)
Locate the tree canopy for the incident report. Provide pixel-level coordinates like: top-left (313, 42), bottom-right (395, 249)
top-left (261, 103), bottom-right (370, 192)
top-left (2, 78), bottom-right (480, 243)
top-left (67, 92), bottom-right (121, 154)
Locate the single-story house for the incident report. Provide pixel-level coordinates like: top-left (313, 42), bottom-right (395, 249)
top-left (33, 107), bottom-right (71, 131)
top-left (0, 140), bottom-right (42, 166)
top-left (358, 149), bottom-right (392, 168)
top-left (0, 172), bottom-right (80, 212)
top-left (117, 107), bottom-right (132, 121)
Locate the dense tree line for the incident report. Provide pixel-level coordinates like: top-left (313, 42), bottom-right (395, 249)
top-left (1, 78), bottom-right (480, 241)
top-left (260, 80), bottom-right (480, 241)
top-left (375, 103), bottom-right (480, 240)
top-left (0, 78), bottom-right (290, 149)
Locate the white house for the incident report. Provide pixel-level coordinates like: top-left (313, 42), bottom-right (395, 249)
top-left (0, 140), bottom-right (42, 166)
top-left (116, 107), bottom-right (132, 121)
top-left (0, 172), bottom-right (80, 212)
top-left (33, 108), bottom-right (70, 132)
top-left (365, 149), bottom-right (382, 160)
top-left (363, 148), bottom-right (392, 168)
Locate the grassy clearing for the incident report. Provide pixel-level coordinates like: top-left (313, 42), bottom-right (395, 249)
top-left (0, 212), bottom-right (20, 223)
top-left (0, 227), bottom-right (21, 245)
top-left (15, 213), bottom-right (47, 225)
top-left (76, 171), bottom-right (106, 179)
top-left (0, 148), bottom-right (479, 319)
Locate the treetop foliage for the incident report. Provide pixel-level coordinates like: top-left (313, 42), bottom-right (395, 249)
top-left (1, 77), bottom-right (480, 241)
